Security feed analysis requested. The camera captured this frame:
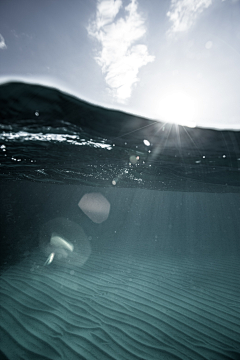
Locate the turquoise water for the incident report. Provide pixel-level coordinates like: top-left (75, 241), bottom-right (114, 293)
top-left (0, 82), bottom-right (240, 359)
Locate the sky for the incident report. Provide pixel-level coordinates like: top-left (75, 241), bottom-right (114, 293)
top-left (0, 0), bottom-right (240, 129)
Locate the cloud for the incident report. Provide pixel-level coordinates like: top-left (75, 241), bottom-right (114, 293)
top-left (88, 0), bottom-right (154, 102)
top-left (0, 34), bottom-right (7, 49)
top-left (167, 0), bottom-right (212, 34)
top-left (11, 30), bottom-right (33, 40)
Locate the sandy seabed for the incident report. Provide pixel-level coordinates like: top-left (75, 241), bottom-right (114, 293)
top-left (0, 247), bottom-right (240, 360)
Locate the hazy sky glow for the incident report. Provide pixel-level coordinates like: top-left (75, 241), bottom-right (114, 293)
top-left (0, 0), bottom-right (240, 129)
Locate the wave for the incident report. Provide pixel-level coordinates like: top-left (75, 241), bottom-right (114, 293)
top-left (1, 82), bottom-right (240, 192)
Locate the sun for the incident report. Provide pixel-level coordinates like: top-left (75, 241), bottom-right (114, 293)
top-left (157, 90), bottom-right (197, 128)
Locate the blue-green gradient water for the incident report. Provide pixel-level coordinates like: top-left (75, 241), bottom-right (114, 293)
top-left (0, 82), bottom-right (240, 360)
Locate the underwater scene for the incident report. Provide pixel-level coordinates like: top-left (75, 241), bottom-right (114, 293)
top-left (0, 82), bottom-right (240, 360)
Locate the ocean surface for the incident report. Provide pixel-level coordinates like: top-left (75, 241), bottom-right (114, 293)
top-left (0, 82), bottom-right (240, 360)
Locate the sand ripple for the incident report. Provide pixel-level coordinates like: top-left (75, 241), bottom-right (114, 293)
top-left (0, 251), bottom-right (240, 359)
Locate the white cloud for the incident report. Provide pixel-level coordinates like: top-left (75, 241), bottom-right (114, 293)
top-left (0, 34), bottom-right (7, 49)
top-left (88, 0), bottom-right (154, 102)
top-left (167, 0), bottom-right (212, 34)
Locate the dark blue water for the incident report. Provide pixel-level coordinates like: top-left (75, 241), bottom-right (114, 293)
top-left (0, 82), bottom-right (240, 191)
